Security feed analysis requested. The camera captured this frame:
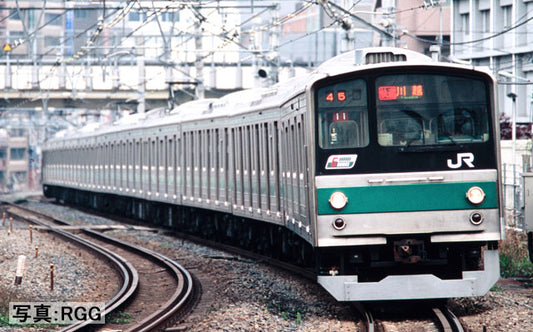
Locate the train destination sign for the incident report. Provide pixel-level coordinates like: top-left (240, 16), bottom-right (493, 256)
top-left (378, 84), bottom-right (424, 101)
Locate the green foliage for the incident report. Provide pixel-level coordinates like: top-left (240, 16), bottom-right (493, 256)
top-left (0, 312), bottom-right (9, 326)
top-left (499, 230), bottom-right (533, 278)
top-left (278, 308), bottom-right (303, 325)
top-left (107, 311), bottom-right (132, 324)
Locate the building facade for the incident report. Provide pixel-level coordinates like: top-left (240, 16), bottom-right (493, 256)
top-left (0, 129), bottom-right (29, 193)
top-left (374, 0), bottom-right (451, 57)
top-left (451, 0), bottom-right (533, 125)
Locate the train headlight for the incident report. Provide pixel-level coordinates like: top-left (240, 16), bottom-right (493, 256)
top-left (329, 191), bottom-right (348, 210)
top-left (466, 186), bottom-right (485, 205)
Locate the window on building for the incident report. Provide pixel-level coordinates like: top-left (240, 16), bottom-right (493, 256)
top-left (160, 12), bottom-right (177, 22)
top-left (75, 10), bottom-right (88, 19)
top-left (502, 5), bottom-right (512, 29)
top-left (460, 13), bottom-right (470, 35)
top-left (129, 12), bottom-right (146, 22)
top-left (10, 148), bottom-right (26, 160)
top-left (45, 13), bottom-right (62, 26)
top-left (10, 9), bottom-right (20, 20)
top-left (45, 37), bottom-right (61, 48)
top-left (481, 10), bottom-right (490, 33)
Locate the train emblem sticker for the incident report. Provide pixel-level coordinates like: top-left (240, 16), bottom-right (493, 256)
top-left (447, 152), bottom-right (475, 169)
top-left (325, 154), bottom-right (358, 170)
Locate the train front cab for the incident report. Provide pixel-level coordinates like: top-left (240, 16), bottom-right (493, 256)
top-left (311, 66), bottom-right (502, 301)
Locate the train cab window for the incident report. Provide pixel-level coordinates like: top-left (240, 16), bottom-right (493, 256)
top-left (316, 79), bottom-right (369, 149)
top-left (376, 74), bottom-right (490, 147)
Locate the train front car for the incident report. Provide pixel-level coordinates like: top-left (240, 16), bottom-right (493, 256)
top-left (311, 51), bottom-right (502, 301)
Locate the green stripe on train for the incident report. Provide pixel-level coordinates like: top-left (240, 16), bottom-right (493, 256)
top-left (317, 181), bottom-right (498, 215)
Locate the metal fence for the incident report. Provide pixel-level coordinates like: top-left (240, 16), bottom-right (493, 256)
top-left (502, 163), bottom-right (525, 230)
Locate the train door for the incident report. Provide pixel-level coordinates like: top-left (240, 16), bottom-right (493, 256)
top-left (182, 132), bottom-right (187, 201)
top-left (139, 139), bottom-right (144, 194)
top-left (99, 142), bottom-right (104, 190)
top-left (155, 137), bottom-right (160, 198)
top-left (268, 121), bottom-right (280, 219)
top-left (296, 113), bottom-right (308, 228)
top-left (258, 123), bottom-right (269, 215)
top-left (219, 128), bottom-right (228, 207)
top-left (76, 146), bottom-right (81, 187)
top-left (280, 121), bottom-right (292, 224)
top-left (174, 134), bottom-right (183, 202)
top-left (101, 143), bottom-right (106, 190)
top-left (104, 142), bottom-right (109, 190)
top-left (88, 146), bottom-right (93, 188)
top-left (142, 138), bottom-right (149, 195)
top-left (203, 129), bottom-right (209, 203)
top-left (135, 139), bottom-right (141, 195)
top-left (193, 130), bottom-right (201, 202)
top-left (166, 135), bottom-right (172, 200)
top-left (159, 137), bottom-right (165, 198)
top-left (107, 142), bottom-right (112, 190)
top-left (183, 131), bottom-right (191, 203)
top-left (251, 124), bottom-right (261, 214)
top-left (244, 125), bottom-right (252, 213)
top-left (151, 138), bottom-right (157, 197)
top-left (209, 128), bottom-right (217, 204)
top-left (233, 127), bottom-right (243, 211)
top-left (111, 141), bottom-right (116, 191)
top-left (290, 120), bottom-right (299, 225)
top-left (127, 140), bottom-right (132, 193)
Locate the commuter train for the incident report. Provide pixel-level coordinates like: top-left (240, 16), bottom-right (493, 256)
top-left (42, 47), bottom-right (503, 301)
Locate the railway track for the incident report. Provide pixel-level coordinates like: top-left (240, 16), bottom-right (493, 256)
top-left (1, 200), bottom-right (195, 331)
top-left (3, 196), bottom-right (470, 331)
top-left (432, 306), bottom-right (464, 332)
top-left (354, 302), bottom-right (465, 332)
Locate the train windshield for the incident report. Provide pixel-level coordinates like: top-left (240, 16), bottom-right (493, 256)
top-left (316, 74), bottom-right (490, 150)
top-left (376, 74), bottom-right (489, 147)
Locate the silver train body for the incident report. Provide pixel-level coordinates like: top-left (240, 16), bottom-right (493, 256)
top-left (42, 47), bottom-right (503, 301)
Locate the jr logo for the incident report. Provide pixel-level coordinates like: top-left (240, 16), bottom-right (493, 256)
top-left (447, 152), bottom-right (475, 169)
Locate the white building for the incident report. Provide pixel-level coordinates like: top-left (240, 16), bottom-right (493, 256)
top-left (451, 0), bottom-right (533, 125)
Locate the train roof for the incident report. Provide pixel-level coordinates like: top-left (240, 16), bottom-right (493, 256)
top-left (45, 47), bottom-right (492, 146)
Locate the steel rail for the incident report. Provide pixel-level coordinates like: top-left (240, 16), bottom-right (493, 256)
top-left (0, 202), bottom-right (139, 331)
top-left (81, 228), bottom-right (194, 332)
top-left (2, 200), bottom-right (194, 331)
top-left (432, 306), bottom-right (464, 332)
top-left (352, 303), bottom-right (376, 332)
top-left (1, 202), bottom-right (139, 331)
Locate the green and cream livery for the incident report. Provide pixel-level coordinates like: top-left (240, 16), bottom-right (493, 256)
top-left (311, 49), bottom-right (502, 301)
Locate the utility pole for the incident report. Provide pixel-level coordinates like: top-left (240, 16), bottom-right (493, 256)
top-left (381, 0), bottom-right (396, 47)
top-left (269, 3), bottom-right (280, 84)
top-left (194, 17), bottom-right (205, 99)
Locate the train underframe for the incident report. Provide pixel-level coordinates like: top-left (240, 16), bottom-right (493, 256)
top-left (43, 185), bottom-right (316, 267)
top-left (317, 239), bottom-right (500, 301)
top-left (43, 185), bottom-right (500, 301)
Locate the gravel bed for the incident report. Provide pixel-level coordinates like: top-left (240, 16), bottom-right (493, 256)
top-left (1, 195), bottom-right (532, 331)
top-left (0, 221), bottom-right (119, 331)
top-left (107, 229), bottom-right (357, 331)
